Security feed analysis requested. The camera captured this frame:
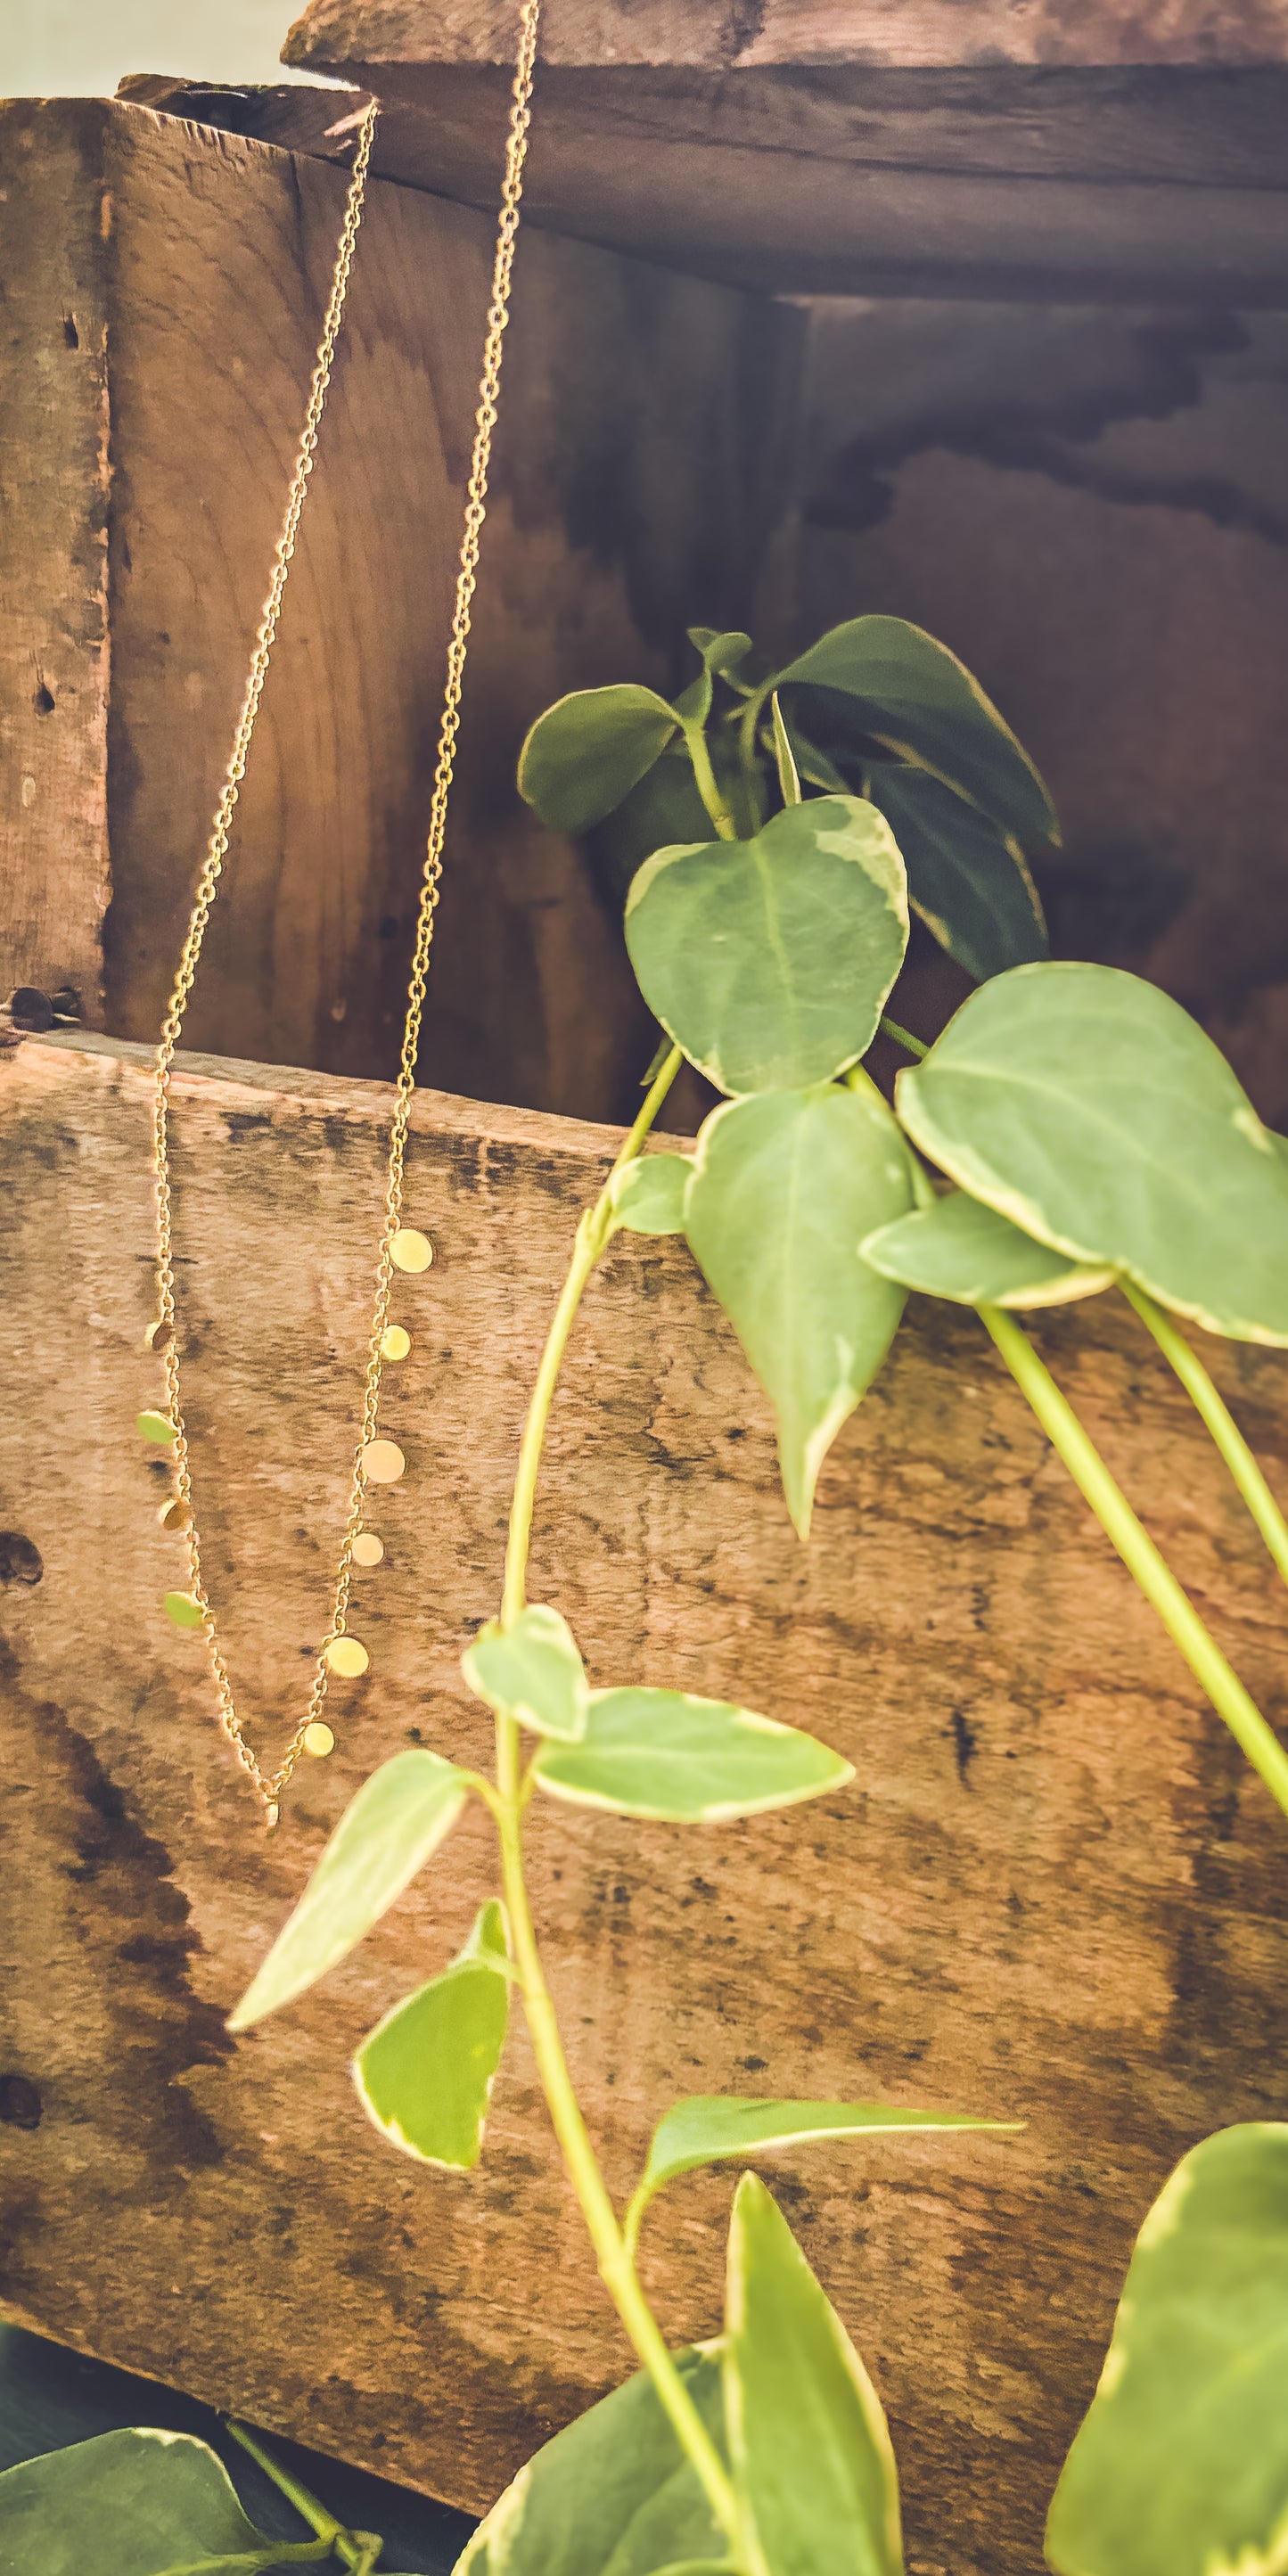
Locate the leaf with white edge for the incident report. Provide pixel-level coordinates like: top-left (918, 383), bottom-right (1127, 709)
top-left (625, 798), bottom-right (908, 1096)
top-left (609, 1153), bottom-right (694, 1237)
top-left (631, 2097), bottom-right (1020, 2236)
top-left (0, 2427), bottom-right (310, 2576)
top-left (453, 2344), bottom-right (729, 2576)
top-left (518, 685), bottom-right (679, 833)
top-left (769, 693), bottom-right (802, 806)
top-left (531, 1687), bottom-right (852, 1824)
top-left (463, 1604), bottom-right (587, 1741)
top-left (227, 1749), bottom-right (468, 2029)
top-left (685, 1083), bottom-right (913, 1536)
top-left (725, 2174), bottom-right (903, 2576)
top-left (863, 762), bottom-right (1047, 983)
top-left (775, 615), bottom-right (1059, 849)
top-left (352, 1899), bottom-right (510, 2169)
top-left (1046, 2123), bottom-right (1288, 2576)
top-left (862, 1194), bottom-right (1115, 1312)
top-left (896, 962), bottom-right (1288, 1345)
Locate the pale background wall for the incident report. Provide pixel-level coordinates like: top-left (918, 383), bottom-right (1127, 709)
top-left (1, 1), bottom-right (320, 94)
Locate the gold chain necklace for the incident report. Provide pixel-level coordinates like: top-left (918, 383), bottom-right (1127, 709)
top-left (144, 1), bottom-right (544, 1829)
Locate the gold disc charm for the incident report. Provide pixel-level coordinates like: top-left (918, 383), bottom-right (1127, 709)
top-left (351, 1530), bottom-right (384, 1567)
top-left (361, 1439), bottom-right (405, 1484)
top-left (165, 1591), bottom-right (204, 1629)
top-left (303, 1720), bottom-right (334, 1757)
top-left (380, 1325), bottom-right (411, 1362)
top-left (390, 1228), bottom-right (432, 1274)
top-left (324, 1635), bottom-right (370, 1678)
top-left (145, 1318), bottom-right (175, 1355)
top-left (159, 1496), bottom-right (193, 1534)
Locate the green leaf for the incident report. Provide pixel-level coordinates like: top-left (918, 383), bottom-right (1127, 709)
top-left (688, 627), bottom-right (753, 682)
top-left (531, 1686), bottom-right (852, 1824)
top-left (635, 2096), bottom-right (1019, 2221)
top-left (517, 684), bottom-right (679, 833)
top-left (725, 2175), bottom-right (903, 2576)
top-left (453, 2345), bottom-right (729, 2576)
top-left (609, 1153), bottom-right (694, 1237)
top-left (896, 962), bottom-right (1288, 1345)
top-left (137, 1408), bottom-right (177, 1444)
top-left (0, 2427), bottom-right (316, 2576)
top-left (462, 1604), bottom-right (588, 1741)
top-left (1046, 2123), bottom-right (1288, 2576)
top-left (769, 693), bottom-right (802, 807)
top-left (775, 616), bottom-right (1058, 849)
top-left (863, 762), bottom-right (1047, 982)
top-left (352, 1899), bottom-right (510, 2169)
top-left (625, 799), bottom-right (907, 1097)
top-left (227, 1749), bottom-right (469, 2030)
top-left (685, 1084), bottom-right (913, 1536)
top-left (862, 1194), bottom-right (1114, 1312)
top-left (587, 747), bottom-right (718, 915)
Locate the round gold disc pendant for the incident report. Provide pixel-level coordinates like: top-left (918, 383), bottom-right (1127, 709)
top-left (361, 1439), bottom-right (405, 1484)
top-left (303, 1720), bottom-right (334, 1757)
top-left (390, 1228), bottom-right (432, 1274)
top-left (351, 1530), bottom-right (384, 1567)
top-left (381, 1325), bottom-right (411, 1362)
top-left (324, 1635), bottom-right (370, 1678)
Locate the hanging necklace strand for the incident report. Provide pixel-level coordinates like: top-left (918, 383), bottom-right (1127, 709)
top-left (148, 1), bottom-right (544, 1827)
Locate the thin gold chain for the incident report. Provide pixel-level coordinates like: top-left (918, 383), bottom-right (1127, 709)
top-left (150, 2), bottom-right (543, 1827)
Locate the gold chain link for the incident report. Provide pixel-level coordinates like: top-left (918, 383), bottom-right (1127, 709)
top-left (150, 2), bottom-right (544, 1826)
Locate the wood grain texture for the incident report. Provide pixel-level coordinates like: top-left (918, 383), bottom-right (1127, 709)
top-left (4, 1030), bottom-right (1288, 2573)
top-left (283, 0), bottom-right (1288, 70)
top-left (0, 101), bottom-right (799, 1120)
top-left (0, 103), bottom-right (113, 1024)
top-left (266, 43), bottom-right (1288, 302)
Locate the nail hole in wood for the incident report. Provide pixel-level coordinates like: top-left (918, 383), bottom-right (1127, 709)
top-left (0, 2074), bottom-right (43, 2129)
top-left (33, 683), bottom-right (55, 716)
top-left (0, 1532), bottom-right (44, 1585)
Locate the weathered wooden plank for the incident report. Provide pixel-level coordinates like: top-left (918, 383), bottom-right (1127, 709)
top-left (0, 103), bottom-right (112, 1025)
top-left (4, 1030), bottom-right (1288, 2574)
top-left (0, 100), bottom-right (800, 1120)
top-left (273, 1), bottom-right (1288, 301)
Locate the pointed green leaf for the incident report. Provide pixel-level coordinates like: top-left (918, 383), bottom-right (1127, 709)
top-left (453, 2345), bottom-right (729, 2576)
top-left (352, 1899), bottom-right (510, 2169)
top-left (775, 615), bottom-right (1058, 848)
top-left (1046, 2124), bottom-right (1288, 2576)
top-left (636, 2096), bottom-right (1019, 2218)
top-left (625, 799), bottom-right (908, 1097)
top-left (725, 2175), bottom-right (903, 2576)
top-left (862, 1194), bottom-right (1114, 1312)
top-left (609, 1153), bottom-right (694, 1237)
top-left (462, 1604), bottom-right (588, 1741)
top-left (685, 1084), bottom-right (913, 1536)
top-left (688, 627), bottom-right (753, 681)
top-left (896, 962), bottom-right (1288, 1345)
top-left (0, 2428), bottom-right (300, 2576)
top-left (532, 1686), bottom-right (852, 1824)
top-left (227, 1749), bottom-right (469, 2029)
top-left (863, 762), bottom-right (1046, 982)
top-left (769, 693), bottom-right (802, 807)
top-left (137, 1408), bottom-right (177, 1444)
top-left (775, 715), bottom-right (849, 795)
top-left (518, 685), bottom-right (679, 833)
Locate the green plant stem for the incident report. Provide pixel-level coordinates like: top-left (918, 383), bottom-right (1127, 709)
top-left (681, 719), bottom-right (740, 841)
top-left (878, 1014), bottom-right (928, 1060)
top-left (1120, 1281), bottom-right (1288, 1592)
top-left (737, 677), bottom-right (774, 788)
top-left (225, 2424), bottom-right (378, 2573)
top-left (980, 1303), bottom-right (1288, 1821)
top-left (492, 1039), bottom-right (744, 2553)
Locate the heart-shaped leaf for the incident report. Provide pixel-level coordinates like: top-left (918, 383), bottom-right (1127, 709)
top-left (863, 762), bottom-right (1047, 982)
top-left (0, 2427), bottom-right (315, 2576)
top-left (532, 1687), bottom-right (852, 1824)
top-left (629, 2096), bottom-right (1019, 2239)
top-left (862, 1194), bottom-right (1114, 1311)
top-left (609, 1153), bottom-right (693, 1237)
top-left (685, 1084), bottom-right (913, 1535)
top-left (518, 684), bottom-right (679, 833)
top-left (775, 616), bottom-right (1058, 849)
top-left (725, 2175), bottom-right (903, 2576)
top-left (896, 963), bottom-right (1288, 1344)
top-left (1046, 2124), bottom-right (1288, 2576)
top-left (227, 1750), bottom-right (469, 2029)
top-left (353, 1899), bottom-right (510, 2169)
top-left (453, 2344), bottom-right (729, 2576)
top-left (625, 799), bottom-right (907, 1096)
top-left (463, 1604), bottom-right (588, 1741)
